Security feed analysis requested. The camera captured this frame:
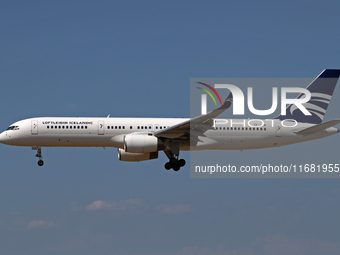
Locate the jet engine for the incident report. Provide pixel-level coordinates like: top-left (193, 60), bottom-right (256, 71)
top-left (123, 134), bottom-right (165, 153)
top-left (118, 148), bottom-right (158, 162)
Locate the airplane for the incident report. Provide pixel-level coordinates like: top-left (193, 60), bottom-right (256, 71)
top-left (1, 69), bottom-right (340, 171)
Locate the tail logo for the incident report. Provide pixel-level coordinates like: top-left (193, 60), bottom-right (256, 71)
top-left (290, 92), bottom-right (331, 121)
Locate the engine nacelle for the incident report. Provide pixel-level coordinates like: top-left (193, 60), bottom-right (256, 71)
top-left (118, 148), bottom-right (158, 162)
top-left (124, 134), bottom-right (165, 153)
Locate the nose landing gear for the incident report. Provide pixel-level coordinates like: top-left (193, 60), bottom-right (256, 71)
top-left (37, 159), bottom-right (44, 166)
top-left (33, 147), bottom-right (44, 166)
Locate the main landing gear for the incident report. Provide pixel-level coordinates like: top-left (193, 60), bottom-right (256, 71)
top-left (164, 157), bottom-right (186, 171)
top-left (34, 147), bottom-right (44, 166)
top-left (164, 142), bottom-right (185, 171)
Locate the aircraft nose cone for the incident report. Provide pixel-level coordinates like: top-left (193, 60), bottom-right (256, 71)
top-left (0, 132), bottom-right (8, 144)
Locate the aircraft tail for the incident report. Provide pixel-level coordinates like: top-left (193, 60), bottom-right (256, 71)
top-left (275, 69), bottom-right (340, 124)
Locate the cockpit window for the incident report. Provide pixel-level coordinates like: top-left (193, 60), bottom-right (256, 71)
top-left (6, 126), bottom-right (19, 131)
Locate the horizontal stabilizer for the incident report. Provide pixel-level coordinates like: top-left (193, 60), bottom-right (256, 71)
top-left (295, 119), bottom-right (340, 135)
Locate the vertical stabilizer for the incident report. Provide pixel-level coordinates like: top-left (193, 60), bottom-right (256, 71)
top-left (275, 69), bottom-right (340, 124)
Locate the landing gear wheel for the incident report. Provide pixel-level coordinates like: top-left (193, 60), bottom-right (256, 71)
top-left (165, 162), bottom-right (172, 170)
top-left (170, 157), bottom-right (177, 164)
top-left (35, 147), bottom-right (44, 166)
top-left (172, 163), bottom-right (180, 171)
top-left (178, 159), bottom-right (186, 167)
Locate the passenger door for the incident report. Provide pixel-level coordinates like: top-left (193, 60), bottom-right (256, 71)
top-left (31, 120), bottom-right (38, 135)
top-left (275, 123), bottom-right (282, 137)
top-left (98, 120), bottom-right (104, 135)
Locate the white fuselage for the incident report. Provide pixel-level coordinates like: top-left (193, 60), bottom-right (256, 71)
top-left (0, 117), bottom-right (338, 151)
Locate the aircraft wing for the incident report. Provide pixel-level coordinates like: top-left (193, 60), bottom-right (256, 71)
top-left (154, 93), bottom-right (233, 142)
top-left (295, 119), bottom-right (340, 135)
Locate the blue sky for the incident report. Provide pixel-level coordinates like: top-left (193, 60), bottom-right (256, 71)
top-left (1, 0), bottom-right (340, 254)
